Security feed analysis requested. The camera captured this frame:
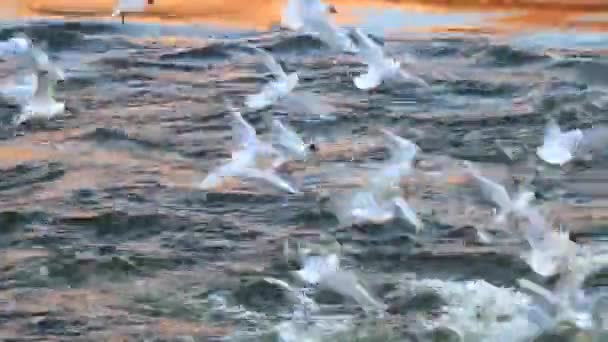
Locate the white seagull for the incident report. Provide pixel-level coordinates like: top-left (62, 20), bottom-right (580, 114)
top-left (333, 129), bottom-right (422, 230)
top-left (536, 119), bottom-right (584, 166)
top-left (3, 36), bottom-right (67, 125)
top-left (351, 28), bottom-right (428, 90)
top-left (245, 47), bottom-right (300, 110)
top-left (14, 67), bottom-right (66, 125)
top-left (281, 0), bottom-right (357, 53)
top-left (463, 161), bottom-right (535, 225)
top-left (282, 0), bottom-right (335, 31)
top-left (244, 47), bottom-right (332, 116)
top-left (200, 102), bottom-right (298, 194)
top-left (518, 206), bottom-right (578, 278)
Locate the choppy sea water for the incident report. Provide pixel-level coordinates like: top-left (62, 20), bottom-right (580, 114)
top-left (0, 10), bottom-right (608, 341)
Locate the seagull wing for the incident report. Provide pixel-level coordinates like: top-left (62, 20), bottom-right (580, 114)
top-left (302, 17), bottom-right (356, 53)
top-left (354, 66), bottom-right (383, 90)
top-left (319, 270), bottom-right (385, 312)
top-left (245, 83), bottom-right (281, 110)
top-left (281, 0), bottom-right (305, 30)
top-left (250, 46), bottom-right (287, 80)
top-left (32, 70), bottom-right (54, 103)
top-left (381, 128), bottom-right (418, 164)
top-left (227, 102), bottom-right (257, 150)
top-left (349, 191), bottom-right (392, 223)
top-left (465, 163), bottom-right (512, 210)
top-left (295, 254), bottom-right (340, 284)
top-left (352, 28), bottom-right (384, 63)
top-left (392, 196), bottom-right (422, 232)
top-left (237, 167), bottom-right (299, 194)
top-left (271, 118), bottom-right (307, 159)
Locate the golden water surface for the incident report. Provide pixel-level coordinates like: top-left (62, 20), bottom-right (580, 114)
top-left (2, 0), bottom-right (608, 32)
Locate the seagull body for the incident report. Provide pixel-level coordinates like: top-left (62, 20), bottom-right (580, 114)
top-left (200, 104), bottom-right (298, 194)
top-left (271, 118), bottom-right (309, 164)
top-left (15, 68), bottom-right (65, 125)
top-left (536, 119), bottom-right (584, 166)
top-left (520, 208), bottom-right (578, 277)
top-left (0, 34), bottom-right (66, 125)
top-left (244, 47), bottom-right (332, 116)
top-left (352, 28), bottom-right (428, 90)
top-left (293, 253), bottom-right (340, 285)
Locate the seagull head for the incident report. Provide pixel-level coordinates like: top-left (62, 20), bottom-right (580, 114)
top-left (328, 5), bottom-right (338, 13)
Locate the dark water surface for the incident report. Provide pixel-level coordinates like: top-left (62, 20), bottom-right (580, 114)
top-left (0, 17), bottom-right (607, 341)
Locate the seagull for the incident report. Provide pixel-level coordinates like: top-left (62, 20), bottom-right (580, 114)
top-left (282, 0), bottom-right (336, 31)
top-left (200, 102), bottom-right (299, 194)
top-left (518, 252), bottom-right (604, 332)
top-left (345, 190), bottom-right (421, 230)
top-left (367, 128), bottom-right (418, 192)
top-left (351, 28), bottom-right (428, 90)
top-left (244, 47), bottom-right (332, 116)
top-left (288, 243), bottom-right (385, 312)
top-left (332, 130), bottom-right (422, 230)
top-left (536, 119), bottom-right (584, 166)
top-left (14, 67), bottom-right (66, 125)
top-left (463, 161), bottom-right (535, 225)
top-left (245, 47), bottom-right (299, 110)
top-left (281, 0), bottom-right (357, 53)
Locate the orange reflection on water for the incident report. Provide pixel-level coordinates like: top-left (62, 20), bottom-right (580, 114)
top-left (0, 1), bottom-right (607, 35)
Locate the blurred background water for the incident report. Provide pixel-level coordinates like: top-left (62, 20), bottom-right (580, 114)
top-left (0, 0), bottom-right (607, 341)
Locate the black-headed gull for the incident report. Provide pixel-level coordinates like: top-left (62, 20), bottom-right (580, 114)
top-left (269, 117), bottom-right (310, 164)
top-left (14, 41), bottom-right (66, 125)
top-left (14, 67), bottom-right (66, 125)
top-left (536, 119), bottom-right (583, 166)
top-left (200, 102), bottom-right (298, 194)
top-left (351, 28), bottom-right (428, 90)
top-left (244, 47), bottom-right (332, 116)
top-left (463, 161), bottom-right (534, 225)
top-left (281, 0), bottom-right (356, 53)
